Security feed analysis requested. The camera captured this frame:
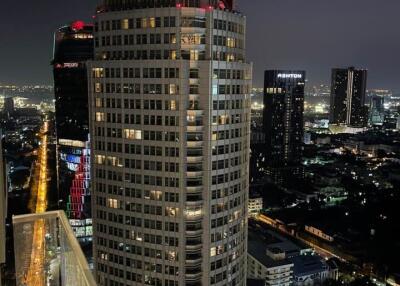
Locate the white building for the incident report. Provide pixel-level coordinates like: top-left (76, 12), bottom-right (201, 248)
top-left (248, 197), bottom-right (262, 217)
top-left (89, 1), bottom-right (252, 285)
top-left (247, 232), bottom-right (294, 286)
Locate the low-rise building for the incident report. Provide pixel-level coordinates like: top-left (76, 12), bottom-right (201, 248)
top-left (291, 255), bottom-right (331, 285)
top-left (248, 227), bottom-right (339, 286)
top-left (249, 196), bottom-right (263, 217)
top-left (305, 225), bottom-right (334, 242)
top-left (248, 231), bottom-right (294, 286)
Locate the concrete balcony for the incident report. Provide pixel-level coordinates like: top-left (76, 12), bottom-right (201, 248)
top-left (186, 186), bottom-right (203, 192)
top-left (187, 126), bottom-right (204, 132)
top-left (12, 211), bottom-right (96, 286)
top-left (187, 156), bottom-right (203, 164)
top-left (187, 110), bottom-right (204, 116)
top-left (185, 271), bottom-right (203, 281)
top-left (185, 229), bottom-right (203, 237)
top-left (187, 141), bottom-right (203, 148)
top-left (186, 171), bottom-right (203, 178)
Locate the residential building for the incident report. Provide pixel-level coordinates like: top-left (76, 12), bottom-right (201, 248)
top-left (263, 70), bottom-right (305, 183)
top-left (248, 196), bottom-right (262, 217)
top-left (89, 1), bottom-right (251, 285)
top-left (369, 95), bottom-right (385, 126)
top-left (248, 227), bottom-right (338, 286)
top-left (247, 230), bottom-right (294, 286)
top-left (329, 67), bottom-right (368, 128)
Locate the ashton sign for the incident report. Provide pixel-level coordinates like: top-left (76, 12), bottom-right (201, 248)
top-left (277, 73), bottom-right (303, 79)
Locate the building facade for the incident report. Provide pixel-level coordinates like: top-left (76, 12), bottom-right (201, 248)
top-left (0, 132), bottom-right (6, 286)
top-left (248, 197), bottom-right (262, 217)
top-left (329, 67), bottom-right (368, 128)
top-left (89, 1), bottom-right (251, 285)
top-left (248, 231), bottom-right (294, 286)
top-left (53, 21), bottom-right (94, 241)
top-left (369, 95), bottom-right (384, 126)
top-left (263, 70), bottom-right (305, 182)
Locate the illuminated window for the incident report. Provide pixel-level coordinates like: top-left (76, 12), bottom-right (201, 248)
top-left (149, 17), bottom-right (156, 28)
top-left (141, 18), bottom-right (148, 28)
top-left (122, 19), bottom-right (129, 29)
top-left (219, 115), bottom-right (229, 125)
top-left (227, 37), bottom-right (235, 48)
top-left (169, 84), bottom-right (178, 95)
top-left (171, 34), bottom-right (177, 44)
top-left (95, 98), bottom-right (103, 107)
top-left (212, 85), bottom-right (218, 95)
top-left (170, 100), bottom-right (177, 110)
top-left (227, 53), bottom-right (235, 62)
top-left (95, 155), bottom-right (105, 165)
top-left (166, 251), bottom-right (177, 261)
top-left (95, 112), bottom-right (105, 122)
top-left (124, 129), bottom-right (142, 140)
top-left (93, 68), bottom-right (104, 78)
top-left (190, 50), bottom-right (199, 60)
top-left (107, 156), bottom-right (123, 167)
top-left (210, 247), bottom-right (216, 257)
top-left (107, 198), bottom-right (119, 209)
top-left (185, 207), bottom-right (202, 218)
top-left (165, 207), bottom-right (179, 217)
top-left (94, 83), bottom-right (102, 93)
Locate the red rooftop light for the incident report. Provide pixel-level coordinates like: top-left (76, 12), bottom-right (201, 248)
top-left (176, 3), bottom-right (182, 8)
top-left (71, 21), bottom-right (85, 31)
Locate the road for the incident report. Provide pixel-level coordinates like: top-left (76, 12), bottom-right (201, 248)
top-left (24, 121), bottom-right (49, 286)
top-left (257, 214), bottom-right (347, 262)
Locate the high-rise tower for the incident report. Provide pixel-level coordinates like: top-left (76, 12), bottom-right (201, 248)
top-left (53, 21), bottom-right (94, 241)
top-left (89, 1), bottom-right (251, 285)
top-left (0, 131), bottom-right (6, 286)
top-left (329, 67), bottom-right (368, 128)
top-left (263, 70), bottom-right (305, 183)
top-left (369, 95), bottom-right (385, 126)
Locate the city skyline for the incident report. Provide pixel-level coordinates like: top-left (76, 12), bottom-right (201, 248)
top-left (1, 0), bottom-right (400, 90)
top-left (2, 1), bottom-right (400, 286)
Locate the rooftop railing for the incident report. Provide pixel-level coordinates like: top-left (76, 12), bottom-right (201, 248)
top-left (13, 210), bottom-right (96, 286)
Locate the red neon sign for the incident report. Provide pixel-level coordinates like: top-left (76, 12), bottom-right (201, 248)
top-left (71, 21), bottom-right (85, 31)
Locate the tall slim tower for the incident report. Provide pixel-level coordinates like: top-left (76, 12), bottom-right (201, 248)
top-left (0, 131), bottom-right (6, 286)
top-left (263, 70), bottom-right (305, 183)
top-left (53, 21), bottom-right (94, 241)
top-left (369, 95), bottom-right (385, 126)
top-left (329, 67), bottom-right (368, 127)
top-left (89, 0), bottom-right (251, 285)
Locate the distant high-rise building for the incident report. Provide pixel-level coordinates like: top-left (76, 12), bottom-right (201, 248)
top-left (89, 1), bottom-right (251, 285)
top-left (263, 70), bottom-right (305, 182)
top-left (0, 131), bottom-right (6, 286)
top-left (52, 21), bottom-right (94, 241)
top-left (329, 67), bottom-right (368, 127)
top-left (3, 97), bottom-right (14, 118)
top-left (369, 95), bottom-right (385, 126)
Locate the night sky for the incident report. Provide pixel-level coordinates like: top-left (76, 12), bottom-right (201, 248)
top-left (1, 0), bottom-right (400, 90)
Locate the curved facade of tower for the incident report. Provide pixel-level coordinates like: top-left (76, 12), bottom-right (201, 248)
top-left (89, 1), bottom-right (251, 285)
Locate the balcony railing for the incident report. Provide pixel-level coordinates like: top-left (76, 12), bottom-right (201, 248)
top-left (13, 210), bottom-right (96, 286)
